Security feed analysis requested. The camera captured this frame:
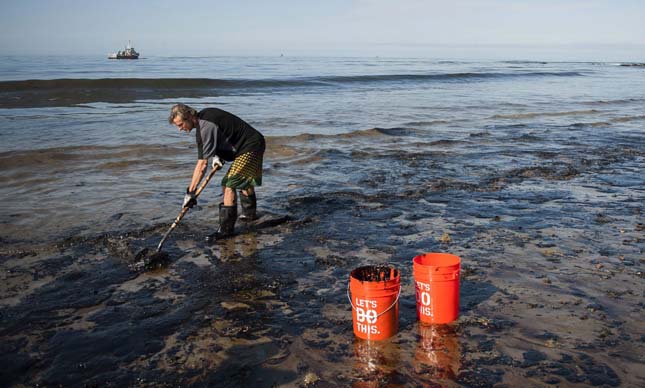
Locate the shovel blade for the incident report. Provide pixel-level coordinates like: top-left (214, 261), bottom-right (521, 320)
top-left (131, 248), bottom-right (170, 272)
top-left (134, 247), bottom-right (150, 262)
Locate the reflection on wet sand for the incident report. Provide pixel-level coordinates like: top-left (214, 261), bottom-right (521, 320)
top-left (352, 338), bottom-right (401, 387)
top-left (414, 324), bottom-right (461, 381)
top-left (217, 233), bottom-right (259, 263)
top-left (239, 233), bottom-right (258, 258)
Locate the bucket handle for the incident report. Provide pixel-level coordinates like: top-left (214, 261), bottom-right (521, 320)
top-left (347, 284), bottom-right (401, 318)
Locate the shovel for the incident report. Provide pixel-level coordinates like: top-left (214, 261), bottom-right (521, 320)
top-left (132, 163), bottom-right (223, 270)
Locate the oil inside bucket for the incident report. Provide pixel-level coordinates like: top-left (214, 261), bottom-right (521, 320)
top-left (352, 265), bottom-right (398, 282)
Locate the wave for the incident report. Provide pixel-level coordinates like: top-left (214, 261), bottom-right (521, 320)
top-left (402, 120), bottom-right (451, 127)
top-left (501, 60), bottom-right (549, 65)
top-left (270, 127), bottom-right (423, 145)
top-left (583, 98), bottom-right (645, 106)
top-left (610, 115), bottom-right (645, 123)
top-left (569, 121), bottom-right (612, 128)
top-left (491, 109), bottom-right (602, 120)
top-left (1, 71), bottom-right (584, 91)
top-left (0, 77), bottom-right (307, 92)
top-left (0, 71), bottom-right (585, 108)
top-left (1, 127), bottom-right (420, 171)
top-left (312, 71), bottom-right (582, 84)
top-left (566, 115), bottom-right (645, 126)
top-left (0, 144), bottom-right (187, 171)
top-left (429, 139), bottom-right (468, 146)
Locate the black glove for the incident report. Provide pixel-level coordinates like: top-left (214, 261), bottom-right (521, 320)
top-left (183, 188), bottom-right (197, 208)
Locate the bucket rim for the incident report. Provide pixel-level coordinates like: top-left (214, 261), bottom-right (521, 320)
top-left (350, 264), bottom-right (400, 284)
top-left (412, 252), bottom-right (460, 268)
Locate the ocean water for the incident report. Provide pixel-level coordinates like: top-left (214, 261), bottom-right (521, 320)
top-left (1, 55), bottom-right (644, 243)
top-left (1, 56), bottom-right (644, 386)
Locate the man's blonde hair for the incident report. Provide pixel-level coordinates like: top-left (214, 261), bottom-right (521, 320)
top-left (168, 104), bottom-right (198, 124)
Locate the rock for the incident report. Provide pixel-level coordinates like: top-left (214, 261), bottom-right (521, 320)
top-left (303, 372), bottom-right (319, 386)
top-left (523, 350), bottom-right (547, 366)
top-left (438, 232), bottom-right (452, 244)
top-left (220, 301), bottom-right (251, 310)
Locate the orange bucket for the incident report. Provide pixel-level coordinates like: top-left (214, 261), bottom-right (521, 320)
top-left (412, 253), bottom-right (460, 324)
top-left (348, 265), bottom-right (400, 340)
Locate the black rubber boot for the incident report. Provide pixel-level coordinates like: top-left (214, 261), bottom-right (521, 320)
top-left (205, 203), bottom-right (237, 242)
top-left (239, 192), bottom-right (257, 221)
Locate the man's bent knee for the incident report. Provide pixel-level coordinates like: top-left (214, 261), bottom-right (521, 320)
top-left (223, 187), bottom-right (237, 206)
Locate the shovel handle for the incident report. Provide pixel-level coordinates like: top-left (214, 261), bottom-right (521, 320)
top-left (156, 163), bottom-right (223, 252)
top-left (194, 162), bottom-right (222, 198)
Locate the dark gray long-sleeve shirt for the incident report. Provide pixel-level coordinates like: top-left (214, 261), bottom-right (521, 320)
top-left (195, 108), bottom-right (265, 161)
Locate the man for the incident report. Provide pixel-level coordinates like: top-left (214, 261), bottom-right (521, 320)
top-left (168, 104), bottom-right (265, 241)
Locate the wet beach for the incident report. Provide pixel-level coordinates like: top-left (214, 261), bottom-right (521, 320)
top-left (1, 57), bottom-right (644, 386)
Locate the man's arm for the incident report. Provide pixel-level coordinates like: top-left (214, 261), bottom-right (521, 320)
top-left (188, 159), bottom-right (209, 192)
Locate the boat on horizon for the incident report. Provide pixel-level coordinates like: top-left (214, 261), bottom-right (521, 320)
top-left (108, 41), bottom-right (140, 59)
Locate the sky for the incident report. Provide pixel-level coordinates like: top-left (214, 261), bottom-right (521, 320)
top-left (1, 0), bottom-right (644, 60)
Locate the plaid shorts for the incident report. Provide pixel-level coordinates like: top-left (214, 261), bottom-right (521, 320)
top-left (221, 151), bottom-right (263, 190)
